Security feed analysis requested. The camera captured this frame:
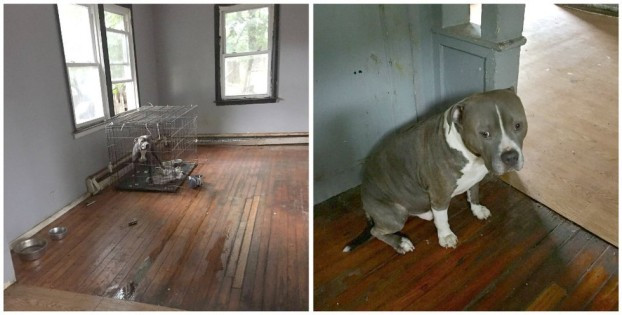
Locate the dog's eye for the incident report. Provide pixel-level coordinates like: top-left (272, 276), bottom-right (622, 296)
top-left (479, 131), bottom-right (490, 138)
top-left (514, 123), bottom-right (521, 130)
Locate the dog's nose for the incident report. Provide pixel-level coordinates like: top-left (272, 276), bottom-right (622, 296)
top-left (501, 150), bottom-right (519, 166)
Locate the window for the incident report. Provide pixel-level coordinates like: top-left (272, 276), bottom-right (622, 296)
top-left (104, 5), bottom-right (139, 116)
top-left (215, 4), bottom-right (279, 105)
top-left (469, 4), bottom-right (482, 25)
top-left (57, 4), bottom-right (139, 131)
top-left (57, 4), bottom-right (107, 127)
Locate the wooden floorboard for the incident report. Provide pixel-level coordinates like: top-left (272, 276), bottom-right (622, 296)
top-left (9, 145), bottom-right (308, 311)
top-left (313, 177), bottom-right (618, 311)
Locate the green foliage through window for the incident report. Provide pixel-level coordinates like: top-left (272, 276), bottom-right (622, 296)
top-left (225, 7), bottom-right (269, 54)
top-left (104, 11), bottom-right (125, 31)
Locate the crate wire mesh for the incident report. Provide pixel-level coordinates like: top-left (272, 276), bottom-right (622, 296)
top-left (105, 105), bottom-right (198, 192)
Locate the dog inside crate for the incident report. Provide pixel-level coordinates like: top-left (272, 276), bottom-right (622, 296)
top-left (106, 105), bottom-right (198, 192)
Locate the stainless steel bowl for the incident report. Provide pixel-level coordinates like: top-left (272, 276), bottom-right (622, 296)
top-left (48, 226), bottom-right (68, 240)
top-left (14, 238), bottom-right (48, 261)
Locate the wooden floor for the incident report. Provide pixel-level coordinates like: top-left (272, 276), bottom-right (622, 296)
top-left (4, 284), bottom-right (180, 311)
top-left (314, 177), bottom-right (618, 311)
top-left (502, 4), bottom-right (618, 245)
top-left (8, 145), bottom-right (308, 311)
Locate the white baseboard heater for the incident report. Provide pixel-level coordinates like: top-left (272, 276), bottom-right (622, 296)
top-left (197, 132), bottom-right (309, 146)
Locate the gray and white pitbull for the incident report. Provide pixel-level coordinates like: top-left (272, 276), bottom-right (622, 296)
top-left (343, 88), bottom-right (528, 254)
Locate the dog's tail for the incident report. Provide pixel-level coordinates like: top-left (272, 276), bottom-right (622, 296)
top-left (342, 216), bottom-right (374, 253)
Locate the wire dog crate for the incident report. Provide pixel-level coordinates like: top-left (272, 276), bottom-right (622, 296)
top-left (105, 105), bottom-right (198, 192)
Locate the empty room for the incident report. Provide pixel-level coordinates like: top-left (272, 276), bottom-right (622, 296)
top-left (4, 3), bottom-right (308, 311)
top-left (313, 4), bottom-right (617, 311)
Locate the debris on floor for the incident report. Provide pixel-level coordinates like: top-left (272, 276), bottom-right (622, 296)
top-left (128, 219), bottom-right (138, 226)
top-left (188, 174), bottom-right (203, 188)
top-left (86, 200), bottom-right (96, 207)
top-left (113, 281), bottom-right (136, 300)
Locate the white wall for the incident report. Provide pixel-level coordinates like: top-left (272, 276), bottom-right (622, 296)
top-left (153, 4), bottom-right (309, 134)
top-left (3, 4), bottom-right (159, 284)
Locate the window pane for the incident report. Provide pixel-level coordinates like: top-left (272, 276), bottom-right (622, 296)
top-left (112, 82), bottom-right (137, 115)
top-left (107, 32), bottom-right (132, 81)
top-left (106, 32), bottom-right (129, 64)
top-left (110, 65), bottom-right (132, 81)
top-left (225, 7), bottom-right (269, 54)
top-left (58, 4), bottom-right (96, 63)
top-left (224, 54), bottom-right (269, 96)
top-left (67, 66), bottom-right (105, 124)
top-left (104, 11), bottom-right (125, 31)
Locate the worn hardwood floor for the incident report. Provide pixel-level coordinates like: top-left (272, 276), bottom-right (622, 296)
top-left (9, 145), bottom-right (308, 311)
top-left (4, 284), bottom-right (180, 311)
top-left (314, 177), bottom-right (618, 311)
top-left (503, 3), bottom-right (618, 245)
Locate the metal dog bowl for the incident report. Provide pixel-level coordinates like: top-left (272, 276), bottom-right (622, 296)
top-left (14, 237), bottom-right (48, 261)
top-left (48, 226), bottom-right (68, 240)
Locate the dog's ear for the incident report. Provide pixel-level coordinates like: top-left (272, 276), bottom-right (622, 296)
top-left (451, 102), bottom-right (465, 126)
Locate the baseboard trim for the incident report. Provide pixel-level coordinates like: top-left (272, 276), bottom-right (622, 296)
top-left (559, 4), bottom-right (618, 17)
top-left (9, 193), bottom-right (90, 250)
top-left (197, 132), bottom-right (309, 146)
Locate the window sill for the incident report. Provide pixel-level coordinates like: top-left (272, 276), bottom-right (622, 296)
top-left (73, 121), bottom-right (107, 139)
top-left (216, 97), bottom-right (278, 106)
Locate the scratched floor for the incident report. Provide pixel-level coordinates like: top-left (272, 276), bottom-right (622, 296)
top-left (10, 145), bottom-right (308, 311)
top-left (314, 177), bottom-right (618, 311)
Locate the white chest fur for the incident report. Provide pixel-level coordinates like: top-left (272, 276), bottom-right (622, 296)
top-left (443, 110), bottom-right (489, 197)
top-left (452, 158), bottom-right (488, 197)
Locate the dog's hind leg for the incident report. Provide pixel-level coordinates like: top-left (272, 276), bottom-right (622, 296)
top-left (371, 227), bottom-right (414, 254)
top-left (368, 203), bottom-right (414, 254)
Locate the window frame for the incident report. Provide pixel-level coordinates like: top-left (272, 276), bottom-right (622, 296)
top-left (56, 3), bottom-right (141, 133)
top-left (56, 4), bottom-right (110, 130)
top-left (102, 4), bottom-right (141, 116)
top-left (214, 4), bottom-right (280, 106)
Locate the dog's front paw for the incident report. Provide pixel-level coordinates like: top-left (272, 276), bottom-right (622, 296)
top-left (438, 233), bottom-right (458, 248)
top-left (396, 237), bottom-right (415, 254)
top-left (471, 204), bottom-right (491, 220)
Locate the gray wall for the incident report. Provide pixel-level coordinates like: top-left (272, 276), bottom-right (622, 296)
top-left (133, 5), bottom-right (160, 105)
top-left (153, 4), bottom-right (309, 134)
top-left (313, 5), bottom-right (420, 202)
top-left (3, 4), bottom-right (159, 284)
